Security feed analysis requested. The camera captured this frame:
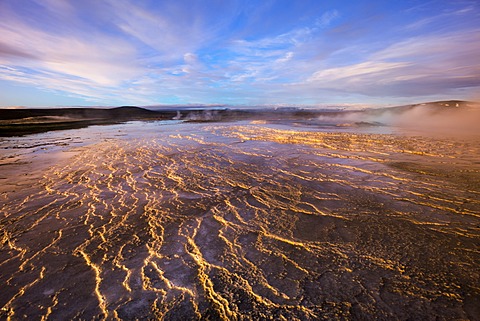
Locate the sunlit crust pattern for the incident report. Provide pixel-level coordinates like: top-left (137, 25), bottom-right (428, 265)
top-left (1, 125), bottom-right (479, 320)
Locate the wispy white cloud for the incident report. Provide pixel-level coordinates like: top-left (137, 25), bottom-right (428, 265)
top-left (0, 6), bottom-right (141, 87)
top-left (309, 61), bottom-right (411, 81)
top-left (0, 0), bottom-right (479, 106)
top-left (316, 10), bottom-right (340, 28)
top-left (305, 30), bottom-right (480, 97)
top-left (105, 1), bottom-right (200, 59)
top-left (0, 0), bottom-right (247, 104)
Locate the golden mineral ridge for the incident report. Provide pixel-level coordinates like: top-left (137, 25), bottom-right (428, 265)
top-left (1, 120), bottom-right (479, 320)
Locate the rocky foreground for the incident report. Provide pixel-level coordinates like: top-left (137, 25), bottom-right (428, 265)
top-left (1, 120), bottom-right (479, 320)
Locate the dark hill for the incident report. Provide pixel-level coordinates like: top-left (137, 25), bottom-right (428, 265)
top-left (0, 106), bottom-right (169, 121)
top-left (0, 106), bottom-right (176, 136)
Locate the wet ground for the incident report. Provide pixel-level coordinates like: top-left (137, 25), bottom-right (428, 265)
top-left (1, 120), bottom-right (479, 320)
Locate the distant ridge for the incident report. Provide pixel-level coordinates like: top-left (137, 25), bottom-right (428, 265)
top-left (0, 106), bottom-right (165, 121)
top-left (373, 100), bottom-right (472, 113)
top-left (0, 106), bottom-right (176, 137)
top-left (0, 100), bottom-right (476, 136)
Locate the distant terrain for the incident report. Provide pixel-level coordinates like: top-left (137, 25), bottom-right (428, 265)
top-left (1, 107), bottom-right (479, 320)
top-left (0, 100), bottom-right (477, 136)
top-left (0, 107), bottom-right (174, 136)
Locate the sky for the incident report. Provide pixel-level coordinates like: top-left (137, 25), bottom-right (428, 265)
top-left (0, 0), bottom-right (479, 107)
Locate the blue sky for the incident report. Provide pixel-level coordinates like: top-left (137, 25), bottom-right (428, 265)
top-left (0, 0), bottom-right (479, 107)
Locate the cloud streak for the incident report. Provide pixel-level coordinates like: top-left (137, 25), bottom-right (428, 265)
top-left (0, 0), bottom-right (479, 106)
top-left (306, 31), bottom-right (480, 97)
top-left (0, 3), bottom-right (141, 86)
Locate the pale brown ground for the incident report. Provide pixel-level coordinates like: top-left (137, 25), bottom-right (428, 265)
top-left (1, 122), bottom-right (479, 320)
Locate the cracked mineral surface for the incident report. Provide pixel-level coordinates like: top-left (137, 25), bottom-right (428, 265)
top-left (1, 120), bottom-right (479, 320)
